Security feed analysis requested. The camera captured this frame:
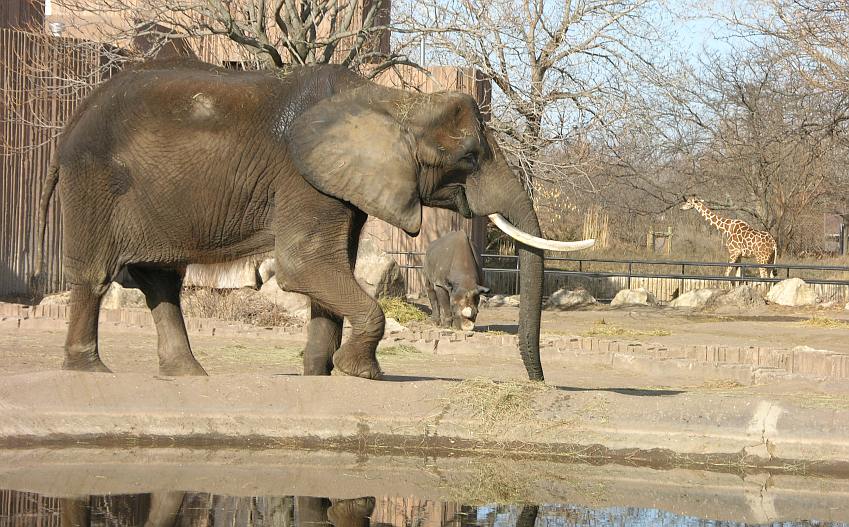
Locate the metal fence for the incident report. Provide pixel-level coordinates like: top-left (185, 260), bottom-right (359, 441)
top-left (390, 252), bottom-right (849, 303)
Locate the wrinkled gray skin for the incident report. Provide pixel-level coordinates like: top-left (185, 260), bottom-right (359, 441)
top-left (423, 231), bottom-right (489, 331)
top-left (35, 58), bottom-right (548, 381)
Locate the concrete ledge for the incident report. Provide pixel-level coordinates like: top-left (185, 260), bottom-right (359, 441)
top-left (1, 372), bottom-right (847, 474)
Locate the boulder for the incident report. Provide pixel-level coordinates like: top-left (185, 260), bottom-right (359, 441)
top-left (766, 278), bottom-right (820, 307)
top-left (184, 257), bottom-right (263, 289)
top-left (353, 238), bottom-right (406, 299)
top-left (710, 285), bottom-right (766, 308)
top-left (384, 317), bottom-right (405, 334)
top-left (39, 291), bottom-right (71, 305)
top-left (669, 288), bottom-right (725, 309)
top-left (482, 294), bottom-right (521, 308)
top-left (101, 282), bottom-right (147, 310)
top-left (257, 258), bottom-right (277, 284)
top-left (259, 277), bottom-right (310, 320)
top-left (545, 288), bottom-right (596, 310)
top-left (610, 288), bottom-right (656, 306)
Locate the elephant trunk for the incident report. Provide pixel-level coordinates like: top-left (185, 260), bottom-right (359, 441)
top-left (504, 197), bottom-right (546, 381)
top-left (465, 163), bottom-right (546, 381)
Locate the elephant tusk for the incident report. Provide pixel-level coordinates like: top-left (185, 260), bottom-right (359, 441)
top-left (488, 213), bottom-right (595, 252)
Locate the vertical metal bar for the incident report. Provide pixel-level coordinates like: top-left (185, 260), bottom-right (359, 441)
top-left (627, 262), bottom-right (632, 289)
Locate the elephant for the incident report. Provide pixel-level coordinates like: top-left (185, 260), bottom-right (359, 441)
top-left (423, 231), bottom-right (489, 331)
top-left (34, 58), bottom-right (593, 382)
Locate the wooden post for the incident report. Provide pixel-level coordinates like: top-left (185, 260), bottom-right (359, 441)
top-left (666, 226), bottom-right (673, 256)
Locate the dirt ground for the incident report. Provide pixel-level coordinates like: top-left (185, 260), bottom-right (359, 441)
top-left (2, 302), bottom-right (849, 397)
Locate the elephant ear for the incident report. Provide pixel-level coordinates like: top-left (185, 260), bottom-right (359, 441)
top-left (287, 91), bottom-right (422, 236)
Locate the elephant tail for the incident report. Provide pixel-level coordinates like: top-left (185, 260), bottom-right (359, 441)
top-left (31, 161), bottom-right (60, 297)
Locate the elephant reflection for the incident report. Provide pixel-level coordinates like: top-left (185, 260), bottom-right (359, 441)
top-left (59, 493), bottom-right (375, 527)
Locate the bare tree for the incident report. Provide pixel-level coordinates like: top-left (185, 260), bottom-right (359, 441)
top-left (49, 0), bottom-right (408, 73)
top-left (395, 0), bottom-right (663, 189)
top-left (656, 47), bottom-right (849, 254)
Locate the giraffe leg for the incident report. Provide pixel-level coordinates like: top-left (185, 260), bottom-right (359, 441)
top-left (726, 252), bottom-right (742, 286)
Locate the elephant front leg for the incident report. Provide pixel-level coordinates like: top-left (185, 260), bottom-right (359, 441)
top-left (278, 253), bottom-right (383, 380)
top-left (304, 302), bottom-right (342, 375)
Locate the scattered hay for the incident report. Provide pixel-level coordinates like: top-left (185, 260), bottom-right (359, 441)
top-left (699, 379), bottom-right (744, 390)
top-left (445, 378), bottom-right (548, 426)
top-left (798, 316), bottom-right (849, 329)
top-left (378, 344), bottom-right (421, 356)
top-left (581, 319), bottom-right (671, 338)
top-left (443, 462), bottom-right (535, 504)
top-left (378, 297), bottom-right (427, 324)
top-left (181, 287), bottom-right (297, 327)
top-left (197, 344), bottom-right (303, 366)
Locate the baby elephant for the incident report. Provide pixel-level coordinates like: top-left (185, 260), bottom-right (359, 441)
top-left (423, 231), bottom-right (490, 331)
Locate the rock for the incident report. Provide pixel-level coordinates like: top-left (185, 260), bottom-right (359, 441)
top-left (710, 285), bottom-right (766, 308)
top-left (184, 257), bottom-right (263, 289)
top-left (354, 238), bottom-right (406, 299)
top-left (101, 282), bottom-right (147, 310)
top-left (545, 288), bottom-right (596, 310)
top-left (766, 278), bottom-right (820, 307)
top-left (669, 288), bottom-right (725, 309)
top-left (258, 258), bottom-right (277, 284)
top-left (39, 291), bottom-right (71, 305)
top-left (384, 317), bottom-right (405, 334)
top-left (482, 294), bottom-right (521, 307)
top-left (610, 288), bottom-right (656, 306)
top-left (259, 277), bottom-right (310, 320)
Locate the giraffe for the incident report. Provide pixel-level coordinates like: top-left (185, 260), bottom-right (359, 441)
top-left (681, 197), bottom-right (778, 279)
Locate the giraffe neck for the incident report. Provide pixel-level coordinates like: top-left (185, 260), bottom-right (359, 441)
top-left (693, 201), bottom-right (734, 234)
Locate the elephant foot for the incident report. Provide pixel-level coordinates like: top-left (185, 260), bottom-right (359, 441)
top-left (332, 348), bottom-right (383, 380)
top-left (62, 354), bottom-right (112, 373)
top-left (159, 358), bottom-right (208, 376)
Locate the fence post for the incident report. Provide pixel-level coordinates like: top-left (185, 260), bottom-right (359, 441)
top-left (627, 262), bottom-right (632, 289)
top-left (515, 255), bottom-right (520, 295)
top-left (666, 226), bottom-right (673, 256)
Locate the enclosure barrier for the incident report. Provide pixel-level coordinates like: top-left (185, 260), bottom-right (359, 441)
top-left (389, 252), bottom-right (849, 303)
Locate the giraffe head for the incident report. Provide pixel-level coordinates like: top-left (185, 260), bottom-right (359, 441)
top-left (680, 196), bottom-right (701, 211)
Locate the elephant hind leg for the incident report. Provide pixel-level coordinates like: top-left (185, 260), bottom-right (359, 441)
top-left (64, 282), bottom-right (111, 372)
top-left (304, 302), bottom-right (342, 376)
top-left (128, 266), bottom-right (207, 376)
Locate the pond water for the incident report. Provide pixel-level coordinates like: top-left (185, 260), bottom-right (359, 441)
top-left (1, 490), bottom-right (845, 527)
top-left (1, 448), bottom-right (847, 527)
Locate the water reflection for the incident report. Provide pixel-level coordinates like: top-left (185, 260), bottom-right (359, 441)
top-left (0, 490), bottom-right (844, 527)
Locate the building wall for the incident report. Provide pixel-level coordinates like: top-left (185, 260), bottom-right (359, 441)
top-left (0, 0), bottom-right (43, 29)
top-left (0, 27), bottom-right (106, 298)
